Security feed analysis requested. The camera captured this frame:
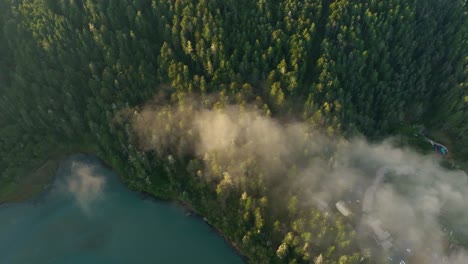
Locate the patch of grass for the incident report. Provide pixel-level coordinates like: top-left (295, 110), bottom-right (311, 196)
top-left (0, 181), bottom-right (19, 202)
top-left (395, 125), bottom-right (432, 154)
top-left (0, 141), bottom-right (96, 203)
top-left (425, 129), bottom-right (468, 171)
top-left (0, 158), bottom-right (59, 203)
top-left (395, 125), bottom-right (467, 172)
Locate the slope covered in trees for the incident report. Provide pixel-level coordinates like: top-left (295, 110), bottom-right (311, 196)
top-left (0, 0), bottom-right (466, 263)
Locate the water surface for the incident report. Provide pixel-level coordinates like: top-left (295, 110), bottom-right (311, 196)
top-left (0, 155), bottom-right (244, 264)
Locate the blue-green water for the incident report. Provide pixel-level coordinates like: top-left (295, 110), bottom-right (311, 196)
top-left (0, 155), bottom-right (244, 264)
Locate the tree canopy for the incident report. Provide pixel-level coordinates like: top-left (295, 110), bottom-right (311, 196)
top-left (0, 0), bottom-right (466, 263)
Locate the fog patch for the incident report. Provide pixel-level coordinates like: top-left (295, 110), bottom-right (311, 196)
top-left (65, 162), bottom-right (106, 214)
top-left (125, 97), bottom-right (468, 262)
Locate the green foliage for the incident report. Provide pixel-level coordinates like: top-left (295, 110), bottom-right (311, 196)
top-left (0, 0), bottom-right (465, 263)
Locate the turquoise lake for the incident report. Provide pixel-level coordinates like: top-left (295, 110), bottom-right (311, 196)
top-left (0, 155), bottom-right (245, 264)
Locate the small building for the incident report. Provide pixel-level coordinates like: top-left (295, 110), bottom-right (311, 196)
top-left (426, 138), bottom-right (449, 157)
top-left (367, 217), bottom-right (393, 250)
top-left (313, 197), bottom-right (330, 211)
top-left (432, 143), bottom-right (448, 156)
top-left (335, 201), bottom-right (351, 217)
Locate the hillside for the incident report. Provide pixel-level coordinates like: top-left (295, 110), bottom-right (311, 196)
top-left (0, 0), bottom-right (466, 263)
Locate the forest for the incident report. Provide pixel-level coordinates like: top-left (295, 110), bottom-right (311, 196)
top-left (0, 0), bottom-right (466, 263)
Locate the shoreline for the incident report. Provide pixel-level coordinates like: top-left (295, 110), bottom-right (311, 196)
top-left (87, 152), bottom-right (250, 262)
top-left (0, 156), bottom-right (64, 206)
top-left (140, 191), bottom-right (249, 263)
top-left (0, 153), bottom-right (249, 263)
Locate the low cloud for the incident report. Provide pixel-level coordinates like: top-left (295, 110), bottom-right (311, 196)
top-left (65, 161), bottom-right (106, 214)
top-left (127, 97), bottom-right (468, 262)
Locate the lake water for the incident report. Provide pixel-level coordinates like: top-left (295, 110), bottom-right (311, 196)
top-left (0, 155), bottom-right (244, 264)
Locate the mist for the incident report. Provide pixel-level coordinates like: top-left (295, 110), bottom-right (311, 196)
top-left (62, 161), bottom-right (106, 214)
top-left (128, 98), bottom-right (468, 263)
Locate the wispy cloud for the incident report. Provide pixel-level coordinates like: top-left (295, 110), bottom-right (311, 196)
top-left (64, 161), bottom-right (106, 214)
top-left (127, 97), bottom-right (468, 262)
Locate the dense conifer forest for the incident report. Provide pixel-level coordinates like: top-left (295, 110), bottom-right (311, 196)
top-left (0, 0), bottom-right (466, 263)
